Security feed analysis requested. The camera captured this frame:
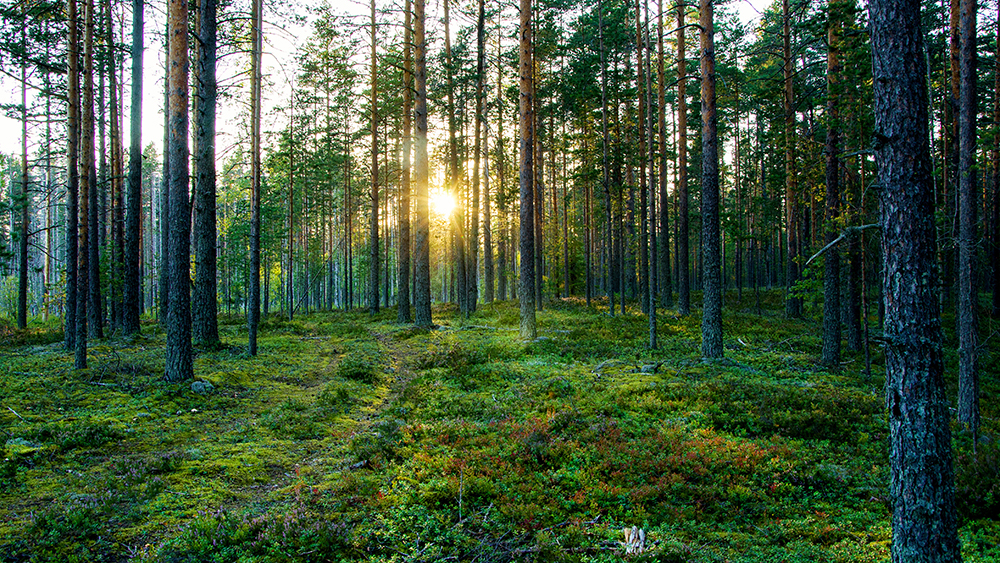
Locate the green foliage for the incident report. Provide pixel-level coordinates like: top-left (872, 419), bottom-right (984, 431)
top-left (143, 508), bottom-right (353, 563)
top-left (955, 440), bottom-right (1000, 520)
top-left (0, 296), bottom-right (997, 562)
top-left (335, 340), bottom-right (383, 383)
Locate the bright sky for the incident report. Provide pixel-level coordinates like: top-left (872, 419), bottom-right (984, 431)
top-left (0, 0), bottom-right (768, 158)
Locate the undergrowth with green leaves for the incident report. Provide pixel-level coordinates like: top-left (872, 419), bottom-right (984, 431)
top-left (1, 293), bottom-right (998, 562)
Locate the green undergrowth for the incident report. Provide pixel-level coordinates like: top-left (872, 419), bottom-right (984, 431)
top-left (1, 293), bottom-right (998, 562)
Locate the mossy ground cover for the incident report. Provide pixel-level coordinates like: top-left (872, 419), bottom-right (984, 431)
top-left (1, 293), bottom-right (998, 562)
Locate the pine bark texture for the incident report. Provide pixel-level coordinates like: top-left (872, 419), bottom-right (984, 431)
top-left (656, 0), bottom-right (671, 308)
top-left (165, 0), bottom-right (192, 381)
top-left (993, 6), bottom-right (1000, 318)
top-left (65, 0), bottom-right (79, 350)
top-left (699, 0), bottom-right (722, 359)
top-left (822, 5), bottom-right (842, 367)
top-left (123, 0), bottom-right (143, 335)
top-left (413, 0), bottom-right (432, 327)
top-left (469, 0), bottom-right (486, 313)
top-left (676, 4), bottom-right (690, 316)
top-left (76, 0), bottom-right (95, 369)
top-left (248, 0), bottom-right (262, 355)
top-left (519, 0), bottom-right (537, 340)
top-left (369, 0), bottom-right (380, 316)
top-left (869, 0), bottom-right (963, 560)
top-left (398, 0), bottom-right (413, 324)
top-left (193, 0), bottom-right (219, 346)
top-left (956, 0), bottom-right (979, 437)
top-left (783, 0), bottom-right (801, 318)
top-left (18, 26), bottom-right (28, 330)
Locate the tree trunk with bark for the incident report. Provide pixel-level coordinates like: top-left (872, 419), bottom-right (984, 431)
top-left (956, 0), bottom-right (979, 438)
top-left (123, 0), bottom-right (142, 335)
top-left (469, 0), bottom-right (486, 313)
top-left (193, 0), bottom-right (219, 346)
top-left (870, 0), bottom-right (963, 558)
top-left (519, 0), bottom-right (537, 339)
top-left (700, 0), bottom-right (722, 359)
top-left (76, 0), bottom-right (96, 369)
top-left (369, 0), bottom-right (380, 316)
top-left (66, 0), bottom-right (80, 350)
top-left (398, 0), bottom-right (413, 323)
top-left (165, 0), bottom-right (192, 381)
top-left (413, 0), bottom-right (432, 327)
top-left (17, 19), bottom-right (28, 330)
top-left (822, 3), bottom-right (842, 367)
top-left (248, 0), bottom-right (262, 355)
top-left (657, 0), bottom-right (671, 308)
top-left (676, 3), bottom-right (690, 316)
top-left (783, 0), bottom-right (801, 318)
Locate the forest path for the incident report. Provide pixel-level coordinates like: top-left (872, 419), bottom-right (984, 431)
top-left (288, 323), bottom-right (429, 477)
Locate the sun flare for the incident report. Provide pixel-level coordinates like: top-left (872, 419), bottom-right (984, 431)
top-left (430, 190), bottom-right (455, 217)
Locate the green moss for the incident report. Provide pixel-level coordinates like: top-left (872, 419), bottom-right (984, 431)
top-left (0, 294), bottom-right (996, 561)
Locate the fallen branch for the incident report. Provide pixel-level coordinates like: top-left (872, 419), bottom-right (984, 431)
top-left (6, 406), bottom-right (26, 422)
top-left (804, 224), bottom-right (880, 267)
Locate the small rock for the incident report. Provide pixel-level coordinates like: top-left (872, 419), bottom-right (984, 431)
top-left (191, 381), bottom-right (215, 395)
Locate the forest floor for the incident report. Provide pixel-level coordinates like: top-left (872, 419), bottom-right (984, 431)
top-left (1, 292), bottom-right (999, 562)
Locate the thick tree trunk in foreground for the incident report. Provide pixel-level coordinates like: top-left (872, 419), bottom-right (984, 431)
top-left (869, 0), bottom-right (963, 559)
top-left (193, 0), bottom-right (220, 346)
top-left (519, 0), bottom-right (537, 339)
top-left (165, 0), bottom-right (193, 381)
top-left (700, 0), bottom-right (722, 359)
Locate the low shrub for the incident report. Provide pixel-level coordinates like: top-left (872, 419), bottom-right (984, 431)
top-left (141, 508), bottom-right (353, 563)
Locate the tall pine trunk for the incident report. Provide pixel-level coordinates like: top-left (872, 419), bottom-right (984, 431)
top-left (870, 0), bottom-right (963, 559)
top-left (519, 0), bottom-right (537, 339)
top-left (821, 3), bottom-right (842, 367)
top-left (123, 0), bottom-right (142, 334)
top-left (657, 0), bottom-right (671, 308)
top-left (76, 0), bottom-right (96, 369)
top-left (956, 0), bottom-right (979, 438)
top-left (248, 0), bottom-right (262, 355)
top-left (165, 0), bottom-right (193, 381)
top-left (193, 0), bottom-right (219, 346)
top-left (700, 0), bottom-right (722, 359)
top-left (17, 20), bottom-right (29, 330)
top-left (369, 0), bottom-right (380, 316)
top-left (413, 0), bottom-right (432, 327)
top-left (676, 2), bottom-right (690, 315)
top-left (469, 0), bottom-right (486, 313)
top-left (398, 0), bottom-right (413, 323)
top-left (66, 0), bottom-right (80, 349)
top-left (783, 0), bottom-right (801, 318)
